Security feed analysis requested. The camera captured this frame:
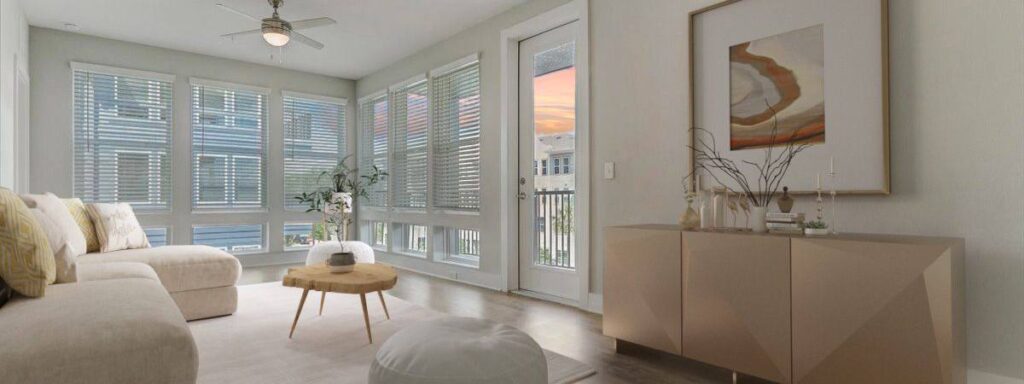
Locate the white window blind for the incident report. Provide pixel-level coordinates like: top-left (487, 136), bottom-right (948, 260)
top-left (73, 66), bottom-right (173, 211)
top-left (431, 60), bottom-right (481, 211)
top-left (191, 81), bottom-right (268, 210)
top-left (389, 79), bottom-right (429, 209)
top-left (283, 94), bottom-right (345, 210)
top-left (358, 94), bottom-right (389, 207)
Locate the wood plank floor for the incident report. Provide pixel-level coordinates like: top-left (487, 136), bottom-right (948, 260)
top-left (240, 264), bottom-right (772, 384)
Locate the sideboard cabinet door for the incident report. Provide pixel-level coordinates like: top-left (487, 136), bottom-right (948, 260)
top-left (681, 232), bottom-right (792, 383)
top-left (791, 237), bottom-right (965, 384)
top-left (603, 227), bottom-right (682, 355)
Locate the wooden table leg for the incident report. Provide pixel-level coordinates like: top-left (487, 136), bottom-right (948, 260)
top-left (377, 290), bottom-right (390, 320)
top-left (289, 288), bottom-right (310, 339)
top-left (319, 291), bottom-right (327, 316)
top-left (359, 293), bottom-right (372, 343)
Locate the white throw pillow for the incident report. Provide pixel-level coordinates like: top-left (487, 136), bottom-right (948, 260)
top-left (85, 203), bottom-right (150, 253)
top-left (20, 193), bottom-right (88, 257)
top-left (29, 208), bottom-right (78, 283)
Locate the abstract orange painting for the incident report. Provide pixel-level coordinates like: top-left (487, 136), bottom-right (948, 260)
top-left (730, 24), bottom-right (825, 150)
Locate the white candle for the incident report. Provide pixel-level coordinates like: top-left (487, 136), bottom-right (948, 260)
top-left (816, 173), bottom-right (821, 189)
top-left (830, 156), bottom-right (835, 174)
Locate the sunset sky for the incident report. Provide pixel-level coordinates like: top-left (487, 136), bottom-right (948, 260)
top-left (534, 67), bottom-right (575, 135)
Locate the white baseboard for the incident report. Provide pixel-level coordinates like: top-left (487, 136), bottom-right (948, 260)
top-left (585, 293), bottom-right (602, 314)
top-left (969, 369), bottom-right (1024, 384)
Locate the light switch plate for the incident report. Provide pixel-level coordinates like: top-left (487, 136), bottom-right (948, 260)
top-left (604, 162), bottom-right (615, 179)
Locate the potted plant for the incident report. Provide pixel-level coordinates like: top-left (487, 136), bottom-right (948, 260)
top-left (804, 220), bottom-right (829, 236)
top-left (294, 155), bottom-right (386, 243)
top-left (686, 104), bottom-right (812, 232)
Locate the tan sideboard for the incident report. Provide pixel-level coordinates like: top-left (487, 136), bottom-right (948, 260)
top-left (603, 225), bottom-right (965, 384)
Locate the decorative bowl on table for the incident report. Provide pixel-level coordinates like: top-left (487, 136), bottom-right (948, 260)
top-left (328, 252), bottom-right (356, 273)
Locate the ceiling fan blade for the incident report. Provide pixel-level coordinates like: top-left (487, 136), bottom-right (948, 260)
top-left (221, 28), bottom-right (262, 39)
top-left (216, 3), bottom-right (262, 22)
top-left (291, 31), bottom-right (325, 50)
top-left (290, 17), bottom-right (336, 31)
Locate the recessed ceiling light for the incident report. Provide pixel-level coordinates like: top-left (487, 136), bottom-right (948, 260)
top-left (63, 23), bottom-right (80, 32)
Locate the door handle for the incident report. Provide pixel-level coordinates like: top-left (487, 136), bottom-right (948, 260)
top-left (518, 191), bottom-right (528, 200)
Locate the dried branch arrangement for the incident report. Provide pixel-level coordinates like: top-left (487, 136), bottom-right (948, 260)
top-left (687, 106), bottom-right (812, 207)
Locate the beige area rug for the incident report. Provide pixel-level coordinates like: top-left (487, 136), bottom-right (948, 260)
top-left (189, 282), bottom-right (596, 384)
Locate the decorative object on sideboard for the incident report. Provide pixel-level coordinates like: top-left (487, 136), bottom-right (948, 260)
top-left (687, 107), bottom-right (811, 233)
top-left (803, 220), bottom-right (829, 236)
top-left (327, 251), bottom-right (356, 274)
top-left (776, 186), bottom-right (794, 213)
top-left (828, 156), bottom-right (839, 234)
top-left (295, 155), bottom-right (387, 243)
top-left (679, 184), bottom-right (701, 230)
top-left (690, 0), bottom-right (890, 194)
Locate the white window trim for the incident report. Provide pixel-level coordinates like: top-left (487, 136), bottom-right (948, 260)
top-left (70, 61), bottom-right (175, 83)
top-left (429, 53), bottom-right (481, 78)
top-left (388, 73), bottom-right (428, 93)
top-left (190, 77), bottom-right (271, 95)
top-left (282, 90), bottom-right (348, 106)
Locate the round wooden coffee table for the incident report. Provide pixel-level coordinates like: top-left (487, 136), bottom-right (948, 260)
top-left (283, 263), bottom-right (398, 343)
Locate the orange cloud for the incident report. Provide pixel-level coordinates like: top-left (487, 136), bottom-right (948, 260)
top-left (534, 67), bottom-right (575, 135)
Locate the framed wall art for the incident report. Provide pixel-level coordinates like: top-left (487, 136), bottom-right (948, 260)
top-left (689, 0), bottom-right (890, 194)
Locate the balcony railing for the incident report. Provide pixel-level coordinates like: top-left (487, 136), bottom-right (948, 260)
top-left (534, 189), bottom-right (575, 269)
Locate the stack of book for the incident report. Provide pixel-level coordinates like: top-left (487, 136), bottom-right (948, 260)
top-left (767, 213), bottom-right (805, 234)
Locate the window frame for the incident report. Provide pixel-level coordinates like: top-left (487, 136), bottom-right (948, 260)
top-left (282, 91), bottom-right (348, 211)
top-left (189, 77), bottom-right (270, 213)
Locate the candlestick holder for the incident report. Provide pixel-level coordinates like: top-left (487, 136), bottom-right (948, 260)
top-left (828, 170), bottom-right (838, 234)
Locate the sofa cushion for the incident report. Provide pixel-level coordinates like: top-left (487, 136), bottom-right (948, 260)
top-left (63, 198), bottom-right (100, 253)
top-left (78, 245), bottom-right (240, 293)
top-left (21, 193), bottom-right (88, 257)
top-left (0, 187), bottom-right (55, 296)
top-left (0, 278), bottom-right (198, 384)
top-left (29, 208), bottom-right (79, 283)
top-left (77, 262), bottom-right (160, 283)
top-left (85, 203), bottom-right (150, 252)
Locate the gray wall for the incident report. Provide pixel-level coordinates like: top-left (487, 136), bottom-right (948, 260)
top-left (29, 27), bottom-right (357, 266)
top-left (357, 0), bottom-right (1024, 381)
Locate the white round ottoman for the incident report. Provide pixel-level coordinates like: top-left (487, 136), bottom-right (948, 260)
top-left (369, 317), bottom-right (547, 384)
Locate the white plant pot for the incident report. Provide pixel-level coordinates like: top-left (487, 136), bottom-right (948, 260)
top-left (751, 206), bottom-right (768, 233)
top-left (804, 228), bottom-right (830, 236)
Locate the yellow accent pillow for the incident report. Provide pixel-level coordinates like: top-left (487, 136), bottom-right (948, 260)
top-left (0, 188), bottom-right (55, 297)
top-left (63, 198), bottom-right (100, 253)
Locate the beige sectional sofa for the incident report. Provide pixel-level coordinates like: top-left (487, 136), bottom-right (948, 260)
top-left (0, 245), bottom-right (241, 384)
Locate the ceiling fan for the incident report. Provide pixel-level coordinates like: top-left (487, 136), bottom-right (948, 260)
top-left (217, 0), bottom-right (335, 49)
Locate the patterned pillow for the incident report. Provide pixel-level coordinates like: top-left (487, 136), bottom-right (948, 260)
top-left (0, 188), bottom-right (56, 297)
top-left (63, 198), bottom-right (100, 253)
top-left (85, 203), bottom-right (150, 253)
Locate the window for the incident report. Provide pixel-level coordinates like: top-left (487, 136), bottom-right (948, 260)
top-left (541, 159), bottom-right (548, 175)
top-left (73, 63), bottom-right (173, 211)
top-left (358, 94), bottom-right (389, 207)
top-left (396, 223), bottom-right (428, 256)
top-left (370, 221), bottom-right (388, 249)
top-left (390, 78), bottom-right (429, 209)
top-left (283, 93), bottom-right (346, 210)
top-left (431, 58), bottom-right (481, 211)
top-left (437, 227), bottom-right (480, 268)
top-left (192, 224), bottom-right (264, 254)
top-left (551, 154), bottom-right (573, 175)
top-left (191, 80), bottom-right (268, 211)
top-left (144, 227), bottom-right (169, 247)
top-left (284, 223), bottom-right (315, 250)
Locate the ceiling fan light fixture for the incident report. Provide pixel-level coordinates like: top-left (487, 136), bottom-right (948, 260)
top-left (262, 25), bottom-right (290, 47)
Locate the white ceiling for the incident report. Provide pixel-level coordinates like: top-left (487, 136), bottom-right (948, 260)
top-left (20, 0), bottom-right (527, 79)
